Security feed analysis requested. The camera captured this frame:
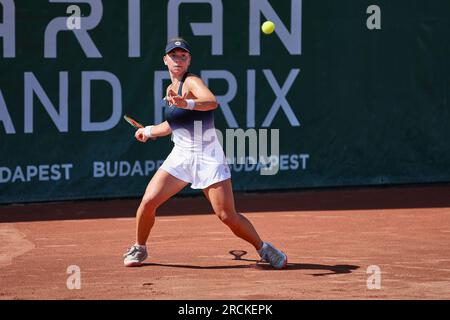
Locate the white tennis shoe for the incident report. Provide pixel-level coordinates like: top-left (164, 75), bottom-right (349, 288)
top-left (258, 242), bottom-right (288, 269)
top-left (123, 244), bottom-right (148, 267)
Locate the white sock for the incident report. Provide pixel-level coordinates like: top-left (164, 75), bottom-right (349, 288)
top-left (257, 242), bottom-right (268, 254)
top-left (135, 244), bottom-right (146, 250)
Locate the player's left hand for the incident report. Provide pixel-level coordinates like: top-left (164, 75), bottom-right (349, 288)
top-left (167, 89), bottom-right (188, 109)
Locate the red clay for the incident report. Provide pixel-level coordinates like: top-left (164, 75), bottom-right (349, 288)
top-left (1, 185), bottom-right (450, 299)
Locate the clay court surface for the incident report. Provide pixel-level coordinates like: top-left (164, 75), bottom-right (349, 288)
top-left (1, 185), bottom-right (450, 300)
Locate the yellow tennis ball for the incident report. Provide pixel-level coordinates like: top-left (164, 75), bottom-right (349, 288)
top-left (261, 21), bottom-right (275, 35)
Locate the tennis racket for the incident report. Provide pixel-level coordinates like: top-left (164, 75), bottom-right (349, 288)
top-left (123, 114), bottom-right (144, 130)
top-left (124, 114), bottom-right (157, 140)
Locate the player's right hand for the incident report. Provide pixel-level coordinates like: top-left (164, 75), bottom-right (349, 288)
top-left (135, 128), bottom-right (149, 143)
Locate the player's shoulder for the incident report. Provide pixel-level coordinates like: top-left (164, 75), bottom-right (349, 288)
top-left (185, 73), bottom-right (205, 86)
top-left (186, 72), bottom-right (199, 78)
top-left (185, 73), bottom-right (200, 81)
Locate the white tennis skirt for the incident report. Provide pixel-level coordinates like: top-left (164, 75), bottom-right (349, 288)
top-left (160, 145), bottom-right (231, 189)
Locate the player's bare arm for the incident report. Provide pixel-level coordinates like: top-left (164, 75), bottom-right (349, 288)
top-left (135, 121), bottom-right (172, 143)
top-left (166, 76), bottom-right (218, 111)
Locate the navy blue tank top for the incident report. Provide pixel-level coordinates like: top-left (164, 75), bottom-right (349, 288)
top-left (164, 73), bottom-right (216, 150)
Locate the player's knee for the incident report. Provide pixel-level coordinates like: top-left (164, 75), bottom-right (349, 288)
top-left (217, 210), bottom-right (238, 226)
top-left (140, 195), bottom-right (161, 213)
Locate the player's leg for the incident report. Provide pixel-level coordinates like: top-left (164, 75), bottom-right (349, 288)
top-left (203, 178), bottom-right (263, 250)
top-left (136, 168), bottom-right (188, 245)
top-left (203, 178), bottom-right (287, 269)
top-left (124, 169), bottom-right (187, 267)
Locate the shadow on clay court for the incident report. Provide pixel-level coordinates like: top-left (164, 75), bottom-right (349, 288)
top-left (142, 260), bottom-right (359, 276)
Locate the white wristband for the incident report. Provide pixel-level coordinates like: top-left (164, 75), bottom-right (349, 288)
top-left (144, 125), bottom-right (154, 138)
top-left (186, 99), bottom-right (195, 110)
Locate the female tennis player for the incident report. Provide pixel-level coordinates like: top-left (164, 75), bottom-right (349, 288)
top-left (123, 37), bottom-right (287, 269)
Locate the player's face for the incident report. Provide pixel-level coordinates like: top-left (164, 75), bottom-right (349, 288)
top-left (164, 49), bottom-right (191, 75)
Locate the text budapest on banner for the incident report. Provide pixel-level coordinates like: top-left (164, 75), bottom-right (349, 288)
top-left (1, 0), bottom-right (450, 204)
